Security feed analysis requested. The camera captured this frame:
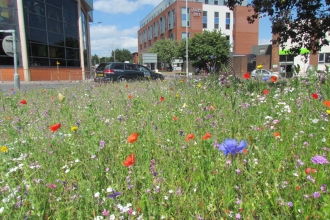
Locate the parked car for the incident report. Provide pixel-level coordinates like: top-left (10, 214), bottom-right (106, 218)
top-left (95, 62), bottom-right (164, 82)
top-left (94, 62), bottom-right (111, 81)
top-left (251, 69), bottom-right (280, 80)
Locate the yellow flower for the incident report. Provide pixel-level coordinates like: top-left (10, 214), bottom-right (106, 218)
top-left (71, 126), bottom-right (78, 132)
top-left (175, 94), bottom-right (180, 98)
top-left (326, 110), bottom-right (330, 115)
top-left (257, 64), bottom-right (263, 69)
top-left (58, 93), bottom-right (65, 102)
top-left (1, 146), bottom-right (8, 153)
top-left (197, 83), bottom-right (202, 88)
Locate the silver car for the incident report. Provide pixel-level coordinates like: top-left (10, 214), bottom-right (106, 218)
top-left (251, 69), bottom-right (280, 80)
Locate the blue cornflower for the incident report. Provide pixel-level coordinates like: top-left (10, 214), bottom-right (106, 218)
top-left (107, 191), bottom-right (122, 200)
top-left (210, 55), bottom-right (214, 59)
top-left (262, 76), bottom-right (269, 81)
top-left (217, 138), bottom-right (248, 156)
top-left (196, 68), bottom-right (199, 72)
top-left (211, 66), bottom-right (215, 71)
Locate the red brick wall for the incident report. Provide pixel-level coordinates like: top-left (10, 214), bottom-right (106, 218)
top-left (233, 6), bottom-right (259, 55)
top-left (271, 34), bottom-right (280, 72)
top-left (256, 55), bottom-right (271, 70)
top-left (0, 67), bottom-right (85, 81)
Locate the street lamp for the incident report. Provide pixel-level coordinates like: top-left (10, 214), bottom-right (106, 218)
top-left (111, 44), bottom-right (116, 62)
top-left (90, 22), bottom-right (102, 25)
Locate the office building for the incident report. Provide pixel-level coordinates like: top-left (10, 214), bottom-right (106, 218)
top-left (0, 0), bottom-right (94, 81)
top-left (138, 0), bottom-right (258, 57)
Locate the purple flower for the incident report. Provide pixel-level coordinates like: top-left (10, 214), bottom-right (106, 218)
top-left (100, 140), bottom-right (105, 149)
top-left (287, 202), bottom-right (293, 207)
top-left (262, 76), bottom-right (269, 81)
top-left (107, 191), bottom-right (122, 200)
top-left (311, 155), bottom-right (329, 164)
top-left (217, 139), bottom-right (248, 156)
top-left (312, 191), bottom-right (321, 198)
top-left (321, 184), bottom-right (327, 193)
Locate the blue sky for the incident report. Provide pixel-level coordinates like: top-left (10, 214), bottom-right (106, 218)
top-left (90, 0), bottom-right (272, 58)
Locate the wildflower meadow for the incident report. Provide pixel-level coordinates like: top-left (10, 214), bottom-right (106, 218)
top-left (0, 73), bottom-right (330, 219)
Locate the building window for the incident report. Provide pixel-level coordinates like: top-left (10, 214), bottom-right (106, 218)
top-left (21, 0), bottom-right (80, 67)
top-left (214, 12), bottom-right (219, 29)
top-left (259, 48), bottom-right (266, 54)
top-left (226, 12), bottom-right (230, 29)
top-left (226, 35), bottom-right (230, 45)
top-left (203, 11), bottom-right (207, 28)
top-left (181, 7), bottom-right (190, 27)
top-left (214, 0), bottom-right (219, 5)
top-left (182, 32), bottom-right (190, 40)
top-left (279, 55), bottom-right (294, 62)
top-left (319, 53), bottom-right (330, 63)
top-left (205, 0), bottom-right (209, 4)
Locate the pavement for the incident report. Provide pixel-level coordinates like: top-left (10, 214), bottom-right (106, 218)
top-left (0, 73), bottom-right (195, 91)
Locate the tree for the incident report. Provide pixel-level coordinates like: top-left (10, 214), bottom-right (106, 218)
top-left (111, 49), bottom-right (132, 62)
top-left (148, 39), bottom-right (180, 68)
top-left (177, 30), bottom-right (231, 71)
top-left (227, 0), bottom-right (330, 55)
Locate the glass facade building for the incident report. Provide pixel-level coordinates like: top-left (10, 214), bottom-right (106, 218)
top-left (0, 0), bottom-right (94, 81)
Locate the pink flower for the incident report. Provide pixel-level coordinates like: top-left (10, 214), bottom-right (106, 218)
top-left (102, 209), bottom-right (110, 216)
top-left (49, 184), bottom-right (56, 189)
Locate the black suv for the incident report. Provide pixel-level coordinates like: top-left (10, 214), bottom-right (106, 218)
top-left (94, 62), bottom-right (111, 81)
top-left (95, 62), bottom-right (164, 82)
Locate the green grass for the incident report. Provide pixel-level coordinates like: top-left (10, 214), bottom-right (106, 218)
top-left (0, 74), bottom-right (329, 219)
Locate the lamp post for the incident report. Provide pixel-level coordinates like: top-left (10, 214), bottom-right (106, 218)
top-left (0, 30), bottom-right (20, 90)
top-left (185, 0), bottom-right (189, 78)
top-left (111, 44), bottom-right (115, 61)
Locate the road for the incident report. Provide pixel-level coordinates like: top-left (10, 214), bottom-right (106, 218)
top-left (0, 74), bottom-right (190, 91)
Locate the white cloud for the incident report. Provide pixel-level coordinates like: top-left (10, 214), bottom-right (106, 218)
top-left (258, 38), bottom-right (272, 45)
top-left (94, 0), bottom-right (163, 14)
top-left (90, 25), bottom-right (139, 55)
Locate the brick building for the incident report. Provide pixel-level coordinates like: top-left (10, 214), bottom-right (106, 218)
top-left (138, 0), bottom-right (259, 61)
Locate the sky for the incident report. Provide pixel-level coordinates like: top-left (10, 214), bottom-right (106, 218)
top-left (90, 0), bottom-right (272, 58)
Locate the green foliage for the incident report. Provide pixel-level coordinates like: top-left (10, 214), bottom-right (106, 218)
top-left (0, 75), bottom-right (330, 219)
top-left (177, 30), bottom-right (231, 71)
top-left (112, 49), bottom-right (133, 62)
top-left (148, 39), bottom-right (180, 67)
top-left (227, 0), bottom-right (330, 55)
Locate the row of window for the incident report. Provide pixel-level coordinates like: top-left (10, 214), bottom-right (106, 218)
top-left (204, 0), bottom-right (228, 5)
top-left (280, 53), bottom-right (330, 64)
top-left (203, 12), bottom-right (230, 29)
top-left (140, 8), bottom-right (231, 44)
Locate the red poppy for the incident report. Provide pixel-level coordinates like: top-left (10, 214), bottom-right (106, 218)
top-left (20, 99), bottom-right (27, 104)
top-left (170, 87), bottom-right (173, 91)
top-left (128, 94), bottom-right (133, 99)
top-left (311, 93), bottom-right (318, 99)
top-left (127, 132), bottom-right (138, 143)
top-left (181, 79), bottom-right (185, 83)
top-left (209, 105), bottom-right (215, 110)
top-left (160, 96), bottom-right (165, 102)
top-left (185, 134), bottom-right (195, 141)
top-left (43, 90), bottom-right (47, 93)
top-left (305, 167), bottom-right (317, 175)
top-left (123, 154), bottom-right (136, 167)
top-left (125, 84), bottom-right (128, 88)
top-left (273, 132), bottom-right (280, 138)
top-left (270, 76), bottom-right (278, 82)
top-left (49, 123), bottom-right (61, 132)
top-left (263, 90), bottom-right (269, 95)
top-left (243, 72), bottom-right (251, 79)
top-left (202, 132), bottom-right (211, 140)
top-left (323, 100), bottom-right (330, 108)
top-left (243, 149), bottom-right (248, 154)
top-left (295, 186), bottom-right (301, 190)
top-left (173, 116), bottom-right (178, 121)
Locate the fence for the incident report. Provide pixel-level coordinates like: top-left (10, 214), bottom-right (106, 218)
top-left (0, 68), bottom-right (93, 82)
